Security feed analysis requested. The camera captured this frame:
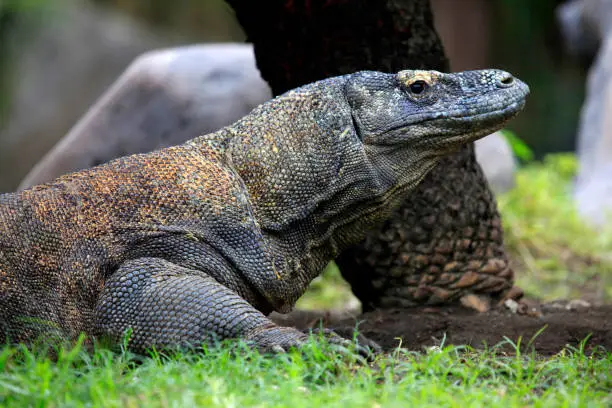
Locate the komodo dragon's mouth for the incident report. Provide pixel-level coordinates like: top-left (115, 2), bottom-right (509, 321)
top-left (381, 95), bottom-right (527, 138)
top-left (427, 99), bottom-right (527, 143)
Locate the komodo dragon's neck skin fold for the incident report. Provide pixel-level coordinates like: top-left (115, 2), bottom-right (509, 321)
top-left (0, 69), bottom-right (528, 354)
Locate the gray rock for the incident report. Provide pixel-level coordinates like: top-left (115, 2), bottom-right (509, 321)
top-left (574, 167), bottom-right (612, 225)
top-left (18, 43), bottom-right (514, 195)
top-left (558, 0), bottom-right (612, 226)
top-left (18, 43), bottom-right (272, 190)
top-left (475, 132), bottom-right (517, 194)
top-left (0, 0), bottom-right (168, 192)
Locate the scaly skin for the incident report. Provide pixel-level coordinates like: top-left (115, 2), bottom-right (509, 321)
top-left (0, 69), bottom-right (528, 352)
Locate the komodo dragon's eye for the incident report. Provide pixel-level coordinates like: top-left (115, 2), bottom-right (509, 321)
top-left (408, 80), bottom-right (429, 95)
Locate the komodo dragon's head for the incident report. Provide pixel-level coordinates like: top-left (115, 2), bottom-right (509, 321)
top-left (346, 69), bottom-right (528, 163)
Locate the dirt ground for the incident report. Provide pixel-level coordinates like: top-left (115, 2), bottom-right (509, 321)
top-left (271, 300), bottom-right (612, 356)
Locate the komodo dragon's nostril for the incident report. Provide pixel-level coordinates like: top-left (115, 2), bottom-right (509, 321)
top-left (497, 73), bottom-right (515, 88)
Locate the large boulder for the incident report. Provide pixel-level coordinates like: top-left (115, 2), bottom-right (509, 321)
top-left (18, 44), bottom-right (271, 189)
top-left (558, 0), bottom-right (612, 226)
top-left (19, 43), bottom-right (516, 194)
top-left (475, 132), bottom-right (517, 194)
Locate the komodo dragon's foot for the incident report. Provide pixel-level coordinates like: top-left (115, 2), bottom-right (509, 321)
top-left (244, 325), bottom-right (380, 359)
top-left (337, 145), bottom-right (519, 313)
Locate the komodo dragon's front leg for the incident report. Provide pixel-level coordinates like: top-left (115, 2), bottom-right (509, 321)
top-left (94, 257), bottom-right (367, 354)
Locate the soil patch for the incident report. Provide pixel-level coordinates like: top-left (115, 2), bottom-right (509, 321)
top-left (271, 302), bottom-right (612, 356)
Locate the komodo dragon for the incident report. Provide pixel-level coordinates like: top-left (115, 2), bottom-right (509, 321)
top-left (0, 69), bottom-right (529, 353)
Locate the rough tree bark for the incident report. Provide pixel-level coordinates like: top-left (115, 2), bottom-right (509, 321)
top-left (226, 0), bottom-right (518, 311)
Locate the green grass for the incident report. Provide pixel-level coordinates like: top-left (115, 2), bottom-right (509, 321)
top-left (295, 262), bottom-right (357, 311)
top-left (498, 153), bottom-right (612, 301)
top-left (1, 336), bottom-right (610, 407)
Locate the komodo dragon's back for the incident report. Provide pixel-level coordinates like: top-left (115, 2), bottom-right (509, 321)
top-left (0, 69), bottom-right (528, 353)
